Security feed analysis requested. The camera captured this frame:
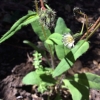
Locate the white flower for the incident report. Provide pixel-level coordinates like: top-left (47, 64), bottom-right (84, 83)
top-left (62, 33), bottom-right (75, 48)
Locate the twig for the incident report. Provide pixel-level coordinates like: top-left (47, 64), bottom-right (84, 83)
top-left (86, 21), bottom-right (100, 40)
top-left (80, 17), bottom-right (100, 39)
top-left (40, 0), bottom-right (46, 10)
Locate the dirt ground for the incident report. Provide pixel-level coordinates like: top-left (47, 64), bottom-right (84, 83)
top-left (0, 0), bottom-right (100, 100)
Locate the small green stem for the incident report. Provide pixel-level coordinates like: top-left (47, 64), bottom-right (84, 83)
top-left (34, 0), bottom-right (39, 14)
top-left (41, 24), bottom-right (47, 39)
top-left (86, 22), bottom-right (100, 40)
top-left (73, 22), bottom-right (85, 39)
top-left (48, 44), bottom-right (55, 69)
top-left (45, 4), bottom-right (52, 10)
top-left (80, 22), bottom-right (85, 35)
top-left (41, 25), bottom-right (55, 69)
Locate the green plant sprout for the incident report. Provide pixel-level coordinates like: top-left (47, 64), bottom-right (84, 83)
top-left (0, 0), bottom-right (100, 100)
top-left (33, 51), bottom-right (42, 69)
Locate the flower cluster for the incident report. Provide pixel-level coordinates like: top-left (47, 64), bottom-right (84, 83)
top-left (38, 8), bottom-right (56, 29)
top-left (62, 33), bottom-right (75, 48)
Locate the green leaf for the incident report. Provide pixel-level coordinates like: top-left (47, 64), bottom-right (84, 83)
top-left (30, 19), bottom-right (51, 42)
top-left (52, 58), bottom-right (72, 77)
top-left (44, 43), bottom-right (54, 55)
top-left (0, 12), bottom-right (38, 43)
top-left (40, 74), bottom-right (56, 85)
top-left (52, 40), bottom-right (89, 77)
top-left (37, 74), bottom-right (56, 93)
top-left (68, 73), bottom-right (100, 90)
top-left (23, 67), bottom-right (55, 86)
top-left (54, 17), bottom-right (71, 34)
top-left (45, 33), bottom-right (63, 45)
top-left (38, 82), bottom-right (48, 93)
top-left (55, 45), bottom-right (70, 60)
top-left (45, 33), bottom-right (62, 54)
top-left (22, 71), bottom-right (42, 85)
top-left (22, 67), bottom-right (55, 93)
top-left (63, 80), bottom-right (89, 100)
top-left (70, 40), bottom-right (89, 60)
top-left (45, 39), bottom-right (54, 45)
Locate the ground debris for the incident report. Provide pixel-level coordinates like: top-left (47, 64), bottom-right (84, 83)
top-left (0, 62), bottom-right (33, 100)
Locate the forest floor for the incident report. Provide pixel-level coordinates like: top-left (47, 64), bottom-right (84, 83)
top-left (0, 0), bottom-right (100, 100)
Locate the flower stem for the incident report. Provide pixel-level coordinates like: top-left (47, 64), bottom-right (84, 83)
top-left (41, 25), bottom-right (55, 69)
top-left (48, 45), bottom-right (55, 69)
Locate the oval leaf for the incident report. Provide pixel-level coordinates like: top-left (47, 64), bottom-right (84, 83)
top-left (45, 33), bottom-right (62, 45)
top-left (63, 80), bottom-right (89, 100)
top-left (22, 71), bottom-right (42, 85)
top-left (68, 73), bottom-right (100, 90)
top-left (52, 40), bottom-right (89, 77)
top-left (54, 17), bottom-right (71, 34)
top-left (30, 19), bottom-right (51, 42)
top-left (55, 45), bottom-right (70, 60)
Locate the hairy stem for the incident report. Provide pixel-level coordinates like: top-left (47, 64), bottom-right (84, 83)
top-left (48, 45), bottom-right (55, 69)
top-left (41, 25), bottom-right (55, 69)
